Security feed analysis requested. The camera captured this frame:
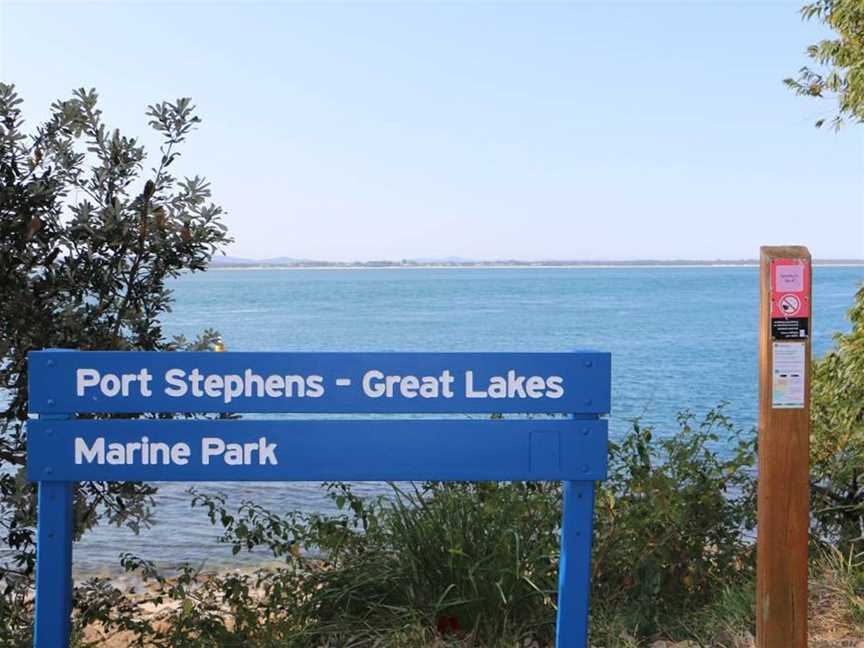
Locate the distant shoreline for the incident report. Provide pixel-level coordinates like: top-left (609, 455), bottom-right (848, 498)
top-left (209, 260), bottom-right (864, 271)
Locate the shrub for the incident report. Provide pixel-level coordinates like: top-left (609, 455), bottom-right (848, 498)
top-left (73, 408), bottom-right (757, 646)
top-left (591, 407), bottom-right (756, 637)
top-left (811, 283), bottom-right (864, 551)
top-left (0, 82), bottom-right (229, 643)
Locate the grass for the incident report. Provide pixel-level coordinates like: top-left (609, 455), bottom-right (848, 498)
top-left (77, 555), bottom-right (864, 648)
top-left (587, 546), bottom-right (864, 648)
top-left (808, 546), bottom-right (864, 648)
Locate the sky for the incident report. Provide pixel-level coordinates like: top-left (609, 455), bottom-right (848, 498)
top-left (1, 1), bottom-right (862, 261)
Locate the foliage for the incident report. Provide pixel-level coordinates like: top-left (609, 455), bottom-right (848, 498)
top-left (810, 284), bottom-right (864, 551)
top-left (0, 83), bottom-right (229, 611)
top-left (786, 0), bottom-right (864, 128)
top-left (591, 407), bottom-right (756, 637)
top-left (812, 544), bottom-right (864, 627)
top-left (687, 580), bottom-right (756, 648)
top-left (70, 409), bottom-right (757, 646)
top-left (73, 480), bottom-right (562, 647)
top-left (0, 572), bottom-right (32, 648)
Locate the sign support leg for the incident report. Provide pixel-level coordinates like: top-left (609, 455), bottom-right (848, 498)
top-left (556, 480), bottom-right (594, 648)
top-left (34, 417), bottom-right (74, 647)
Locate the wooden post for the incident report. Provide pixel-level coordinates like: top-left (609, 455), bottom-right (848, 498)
top-left (757, 246), bottom-right (811, 648)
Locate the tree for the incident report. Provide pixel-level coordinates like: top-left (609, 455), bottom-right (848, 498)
top-left (785, 0), bottom-right (864, 128)
top-left (810, 285), bottom-right (864, 550)
top-left (0, 83), bottom-right (230, 601)
top-left (785, 1), bottom-right (864, 548)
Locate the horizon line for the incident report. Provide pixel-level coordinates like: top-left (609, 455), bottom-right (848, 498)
top-left (210, 256), bottom-right (864, 269)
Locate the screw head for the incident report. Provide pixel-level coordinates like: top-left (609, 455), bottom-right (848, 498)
top-left (47, 399), bottom-right (55, 406)
top-left (584, 360), bottom-right (593, 368)
top-left (583, 428), bottom-right (590, 435)
top-left (43, 467), bottom-right (54, 475)
top-left (47, 360), bottom-right (55, 368)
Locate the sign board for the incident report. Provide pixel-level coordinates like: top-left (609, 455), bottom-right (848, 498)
top-left (770, 258), bottom-right (810, 340)
top-left (28, 418), bottom-right (608, 482)
top-left (771, 341), bottom-right (806, 409)
top-left (27, 349), bottom-right (611, 648)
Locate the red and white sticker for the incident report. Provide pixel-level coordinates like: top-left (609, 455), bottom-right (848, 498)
top-left (771, 259), bottom-right (810, 319)
top-left (779, 294), bottom-right (801, 316)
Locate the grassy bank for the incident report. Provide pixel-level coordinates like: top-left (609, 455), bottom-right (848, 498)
top-left (75, 549), bottom-right (864, 648)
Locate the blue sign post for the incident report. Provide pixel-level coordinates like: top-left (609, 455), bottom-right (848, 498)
top-left (27, 350), bottom-right (610, 647)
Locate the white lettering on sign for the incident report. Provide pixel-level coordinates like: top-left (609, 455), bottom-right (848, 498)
top-left (164, 369), bottom-right (323, 401)
top-left (73, 436), bottom-right (277, 465)
top-left (77, 368), bottom-right (324, 403)
top-left (361, 370), bottom-right (455, 398)
top-left (465, 370), bottom-right (564, 399)
top-left (73, 368), bottom-right (567, 401)
top-left (77, 368), bottom-right (153, 397)
top-left (75, 436), bottom-right (190, 465)
top-left (202, 437), bottom-right (277, 465)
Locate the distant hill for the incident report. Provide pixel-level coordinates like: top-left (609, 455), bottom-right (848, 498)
top-left (411, 256), bottom-right (474, 264)
top-left (211, 255), bottom-right (257, 266)
top-left (212, 255), bottom-right (314, 267)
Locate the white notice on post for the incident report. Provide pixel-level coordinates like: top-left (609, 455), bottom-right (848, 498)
top-left (772, 341), bottom-right (806, 409)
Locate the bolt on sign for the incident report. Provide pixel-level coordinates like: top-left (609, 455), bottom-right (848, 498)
top-left (27, 350), bottom-right (611, 648)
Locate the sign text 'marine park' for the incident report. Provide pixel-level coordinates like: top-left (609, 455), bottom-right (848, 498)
top-left (27, 350), bottom-right (611, 648)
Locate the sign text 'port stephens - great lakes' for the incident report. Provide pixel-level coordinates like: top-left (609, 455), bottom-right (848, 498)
top-left (75, 367), bottom-right (565, 403)
top-left (29, 351), bottom-right (611, 414)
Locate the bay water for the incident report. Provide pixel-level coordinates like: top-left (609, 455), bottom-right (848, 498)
top-left (73, 266), bottom-right (863, 573)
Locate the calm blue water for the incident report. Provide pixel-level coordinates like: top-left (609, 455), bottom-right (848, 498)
top-left (73, 266), bottom-right (863, 573)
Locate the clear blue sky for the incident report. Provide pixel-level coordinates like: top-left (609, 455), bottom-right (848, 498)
top-left (2, 1), bottom-right (862, 261)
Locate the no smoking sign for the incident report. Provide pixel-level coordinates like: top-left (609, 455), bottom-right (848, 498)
top-left (779, 294), bottom-right (802, 316)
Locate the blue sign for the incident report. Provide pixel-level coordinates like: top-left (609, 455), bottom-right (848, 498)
top-left (28, 419), bottom-right (607, 482)
top-left (27, 349), bottom-right (610, 648)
